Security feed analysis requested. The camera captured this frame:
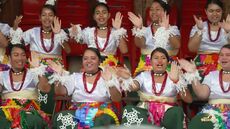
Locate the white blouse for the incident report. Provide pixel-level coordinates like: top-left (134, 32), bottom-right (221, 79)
top-left (134, 71), bottom-right (178, 97)
top-left (142, 25), bottom-right (180, 54)
top-left (190, 21), bottom-right (228, 52)
top-left (0, 23), bottom-right (10, 36)
top-left (203, 70), bottom-right (230, 99)
top-left (81, 27), bottom-right (120, 56)
top-left (64, 72), bottom-right (111, 102)
top-left (23, 27), bottom-right (64, 55)
top-left (0, 69), bottom-right (38, 94)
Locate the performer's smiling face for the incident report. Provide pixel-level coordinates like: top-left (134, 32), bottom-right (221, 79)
top-left (93, 5), bottom-right (110, 27)
top-left (40, 7), bottom-right (55, 28)
top-left (151, 51), bottom-right (168, 74)
top-left (10, 46), bottom-right (27, 71)
top-left (82, 49), bottom-right (100, 74)
top-left (205, 3), bottom-right (223, 24)
top-left (149, 2), bottom-right (165, 23)
top-left (219, 47), bottom-right (230, 71)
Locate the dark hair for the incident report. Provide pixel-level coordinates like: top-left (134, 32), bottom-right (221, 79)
top-left (8, 43), bottom-right (26, 56)
top-left (150, 47), bottom-right (170, 62)
top-left (152, 0), bottom-right (170, 14)
top-left (220, 44), bottom-right (230, 52)
top-left (93, 2), bottom-right (110, 14)
top-left (205, 0), bottom-right (223, 10)
top-left (83, 47), bottom-right (102, 61)
top-left (40, 4), bottom-right (56, 15)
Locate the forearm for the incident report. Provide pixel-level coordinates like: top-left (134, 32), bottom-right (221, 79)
top-left (109, 87), bottom-right (122, 102)
top-left (37, 76), bottom-right (51, 93)
top-left (118, 38), bottom-right (128, 54)
top-left (188, 33), bottom-right (202, 53)
top-left (134, 37), bottom-right (146, 48)
top-left (169, 36), bottom-right (181, 49)
top-left (191, 79), bottom-right (210, 100)
top-left (62, 42), bottom-right (71, 54)
top-left (0, 32), bottom-right (9, 48)
top-left (55, 84), bottom-right (68, 96)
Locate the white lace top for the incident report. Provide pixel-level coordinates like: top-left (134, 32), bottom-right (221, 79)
top-left (81, 27), bottom-right (121, 56)
top-left (190, 21), bottom-right (228, 52)
top-left (134, 71), bottom-right (178, 97)
top-left (142, 25), bottom-right (180, 55)
top-left (64, 72), bottom-right (111, 102)
top-left (23, 27), bottom-right (65, 55)
top-left (202, 70), bottom-right (230, 99)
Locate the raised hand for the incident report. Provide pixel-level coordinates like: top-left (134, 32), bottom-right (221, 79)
top-left (13, 15), bottom-right (23, 30)
top-left (178, 59), bottom-right (197, 73)
top-left (51, 16), bottom-right (61, 34)
top-left (46, 60), bottom-right (63, 74)
top-left (101, 66), bottom-right (112, 81)
top-left (116, 65), bottom-right (131, 79)
top-left (69, 23), bottom-right (79, 38)
top-left (220, 14), bottom-right (230, 33)
top-left (128, 12), bottom-right (143, 28)
top-left (168, 61), bottom-right (180, 82)
top-left (193, 15), bottom-right (203, 30)
top-left (112, 12), bottom-right (123, 30)
top-left (159, 12), bottom-right (169, 29)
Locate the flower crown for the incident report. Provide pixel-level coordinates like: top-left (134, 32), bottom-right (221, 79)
top-left (97, 0), bottom-right (107, 4)
top-left (161, 0), bottom-right (168, 4)
top-left (45, 0), bottom-right (56, 5)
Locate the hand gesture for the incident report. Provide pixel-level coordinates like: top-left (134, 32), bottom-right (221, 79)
top-left (193, 15), bottom-right (203, 30)
top-left (178, 59), bottom-right (197, 73)
top-left (69, 23), bottom-right (79, 38)
top-left (116, 65), bottom-right (131, 79)
top-left (101, 66), bottom-right (112, 81)
top-left (51, 16), bottom-right (61, 34)
top-left (13, 15), bottom-right (23, 30)
top-left (112, 12), bottom-right (123, 30)
top-left (128, 12), bottom-right (143, 28)
top-left (46, 60), bottom-right (63, 74)
top-left (29, 51), bottom-right (40, 68)
top-left (159, 12), bottom-right (169, 29)
top-left (168, 61), bottom-right (180, 82)
top-left (220, 14), bottom-right (230, 33)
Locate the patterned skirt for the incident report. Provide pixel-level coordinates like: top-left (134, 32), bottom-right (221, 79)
top-left (53, 102), bottom-right (120, 129)
top-left (0, 98), bottom-right (50, 129)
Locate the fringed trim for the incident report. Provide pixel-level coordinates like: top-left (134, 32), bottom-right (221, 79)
top-left (173, 75), bottom-right (188, 95)
top-left (111, 28), bottom-right (127, 42)
top-left (10, 27), bottom-right (23, 45)
top-left (118, 77), bottom-right (134, 92)
top-left (48, 70), bottom-right (70, 85)
top-left (30, 64), bottom-right (47, 83)
top-left (69, 24), bottom-right (83, 43)
top-left (131, 27), bottom-right (146, 38)
top-left (200, 108), bottom-right (225, 129)
top-left (100, 55), bottom-right (118, 67)
top-left (54, 30), bottom-right (69, 47)
top-left (45, 0), bottom-right (56, 5)
top-left (153, 27), bottom-right (170, 49)
top-left (104, 74), bottom-right (121, 92)
top-left (184, 70), bottom-right (202, 85)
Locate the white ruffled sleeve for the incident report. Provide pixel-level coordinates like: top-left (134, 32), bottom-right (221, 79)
top-left (54, 29), bottom-right (69, 47)
top-left (63, 73), bottom-right (78, 96)
top-left (0, 23), bottom-right (10, 36)
top-left (169, 26), bottom-right (180, 36)
top-left (23, 29), bottom-right (34, 45)
top-left (133, 72), bottom-right (145, 89)
top-left (81, 27), bottom-right (93, 45)
top-left (202, 72), bottom-right (213, 88)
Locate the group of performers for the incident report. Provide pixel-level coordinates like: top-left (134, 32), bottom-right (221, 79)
top-left (0, 0), bottom-right (229, 129)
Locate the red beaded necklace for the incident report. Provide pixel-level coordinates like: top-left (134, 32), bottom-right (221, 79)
top-left (9, 68), bottom-right (27, 91)
top-left (94, 27), bottom-right (111, 52)
top-left (40, 28), bottom-right (54, 53)
top-left (207, 22), bottom-right (221, 42)
top-left (151, 71), bottom-right (168, 96)
top-left (83, 71), bottom-right (101, 94)
top-left (219, 69), bottom-right (230, 93)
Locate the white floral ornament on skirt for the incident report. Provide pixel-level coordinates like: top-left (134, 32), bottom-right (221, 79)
top-left (122, 108), bottom-right (144, 127)
top-left (57, 113), bottom-right (77, 129)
